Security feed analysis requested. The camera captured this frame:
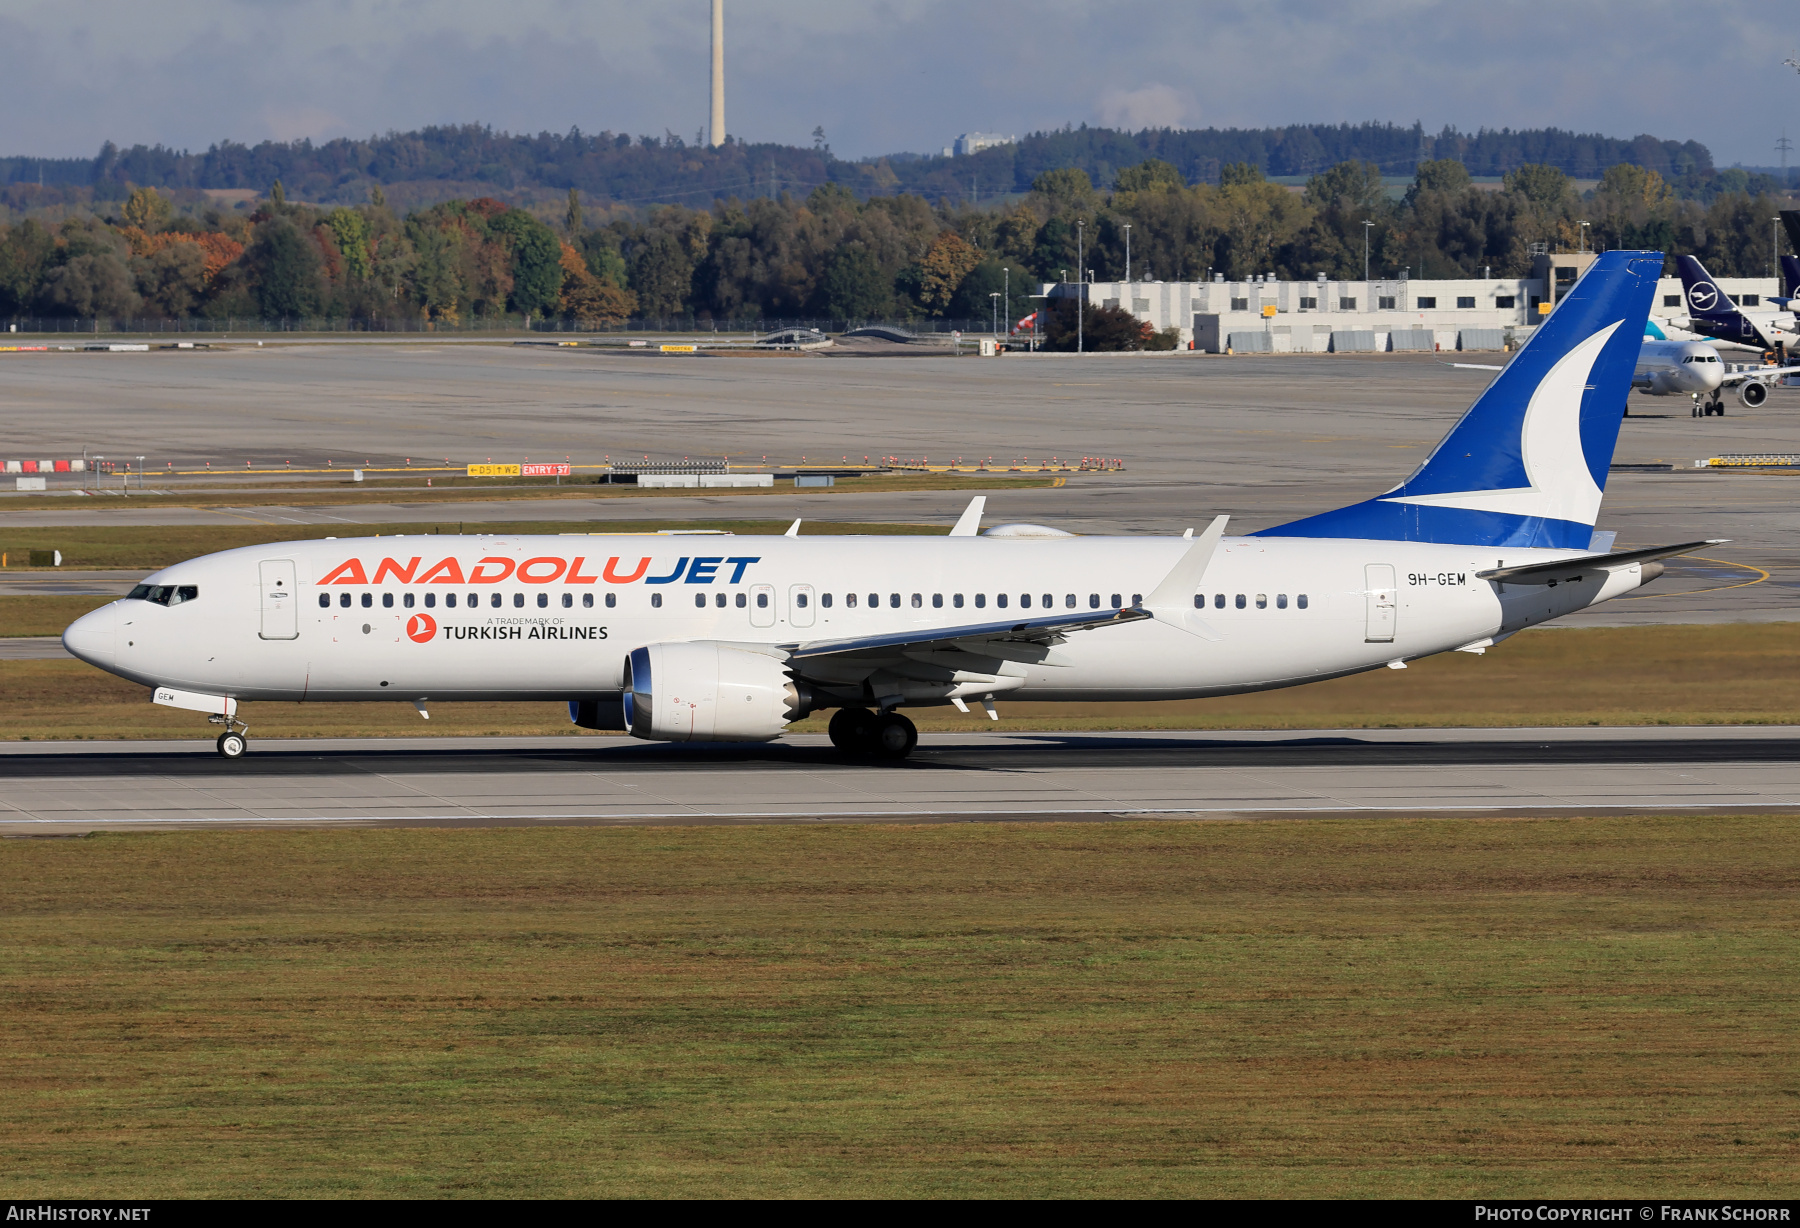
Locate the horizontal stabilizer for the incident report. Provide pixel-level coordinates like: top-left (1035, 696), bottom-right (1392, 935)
top-left (1475, 539), bottom-right (1725, 585)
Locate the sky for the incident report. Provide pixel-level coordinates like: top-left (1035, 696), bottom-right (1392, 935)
top-left (0, 0), bottom-right (1791, 168)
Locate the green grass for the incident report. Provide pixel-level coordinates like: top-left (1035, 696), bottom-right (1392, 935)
top-left (2, 817), bottom-right (1796, 1197)
top-left (4, 623), bottom-right (1795, 741)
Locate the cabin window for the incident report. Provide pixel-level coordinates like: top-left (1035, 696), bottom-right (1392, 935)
top-left (444, 593), bottom-right (455, 609)
top-left (1457, 296), bottom-right (1476, 309)
top-left (404, 593), bottom-right (415, 609)
top-left (1276, 593), bottom-right (1288, 609)
top-left (822, 593), bottom-right (833, 608)
top-left (513, 593), bottom-right (525, 609)
top-left (715, 592), bottom-right (726, 607)
top-left (1297, 594), bottom-right (1309, 609)
top-left (932, 594), bottom-right (943, 608)
top-left (318, 593), bottom-right (330, 608)
top-left (1020, 594), bottom-right (1031, 609)
top-left (997, 593), bottom-right (1009, 608)
top-left (128, 584), bottom-right (201, 606)
top-left (797, 593), bottom-right (810, 608)
top-left (339, 592), bottom-right (351, 608)
top-left (651, 593), bottom-right (663, 608)
top-left (1235, 594), bottom-right (1246, 609)
top-left (381, 592), bottom-right (393, 609)
top-left (910, 593), bottom-right (920, 608)
top-left (695, 594), bottom-right (706, 608)
top-left (1132, 594), bottom-right (1142, 606)
top-left (735, 592), bottom-right (745, 608)
top-left (1255, 593), bottom-right (1267, 609)
top-left (756, 592), bottom-right (769, 609)
top-left (1194, 594), bottom-right (1204, 608)
top-left (890, 593), bottom-right (900, 608)
top-left (1214, 593), bottom-right (1225, 608)
top-left (604, 593), bottom-right (615, 608)
top-left (1043, 594), bottom-right (1053, 609)
top-left (538, 593), bottom-right (549, 609)
top-left (975, 594), bottom-right (986, 608)
top-left (1110, 594), bottom-right (1122, 608)
top-left (562, 593), bottom-right (573, 609)
top-left (953, 594), bottom-right (964, 608)
top-left (846, 593), bottom-right (858, 608)
top-left (360, 593), bottom-right (372, 609)
top-left (491, 593), bottom-right (502, 609)
top-left (583, 593), bottom-right (594, 608)
top-left (1066, 594), bottom-right (1076, 608)
top-left (868, 593), bottom-right (878, 608)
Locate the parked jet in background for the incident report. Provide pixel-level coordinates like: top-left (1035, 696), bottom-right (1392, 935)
top-left (63, 251), bottom-right (1714, 760)
top-left (1455, 330), bottom-right (1764, 415)
top-left (1668, 254), bottom-right (1796, 356)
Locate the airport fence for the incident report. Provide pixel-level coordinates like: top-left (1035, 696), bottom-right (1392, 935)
top-left (0, 315), bottom-right (1014, 338)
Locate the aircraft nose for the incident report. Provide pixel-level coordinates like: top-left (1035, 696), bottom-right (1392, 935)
top-left (1697, 362), bottom-right (1723, 392)
top-left (62, 603), bottom-right (116, 668)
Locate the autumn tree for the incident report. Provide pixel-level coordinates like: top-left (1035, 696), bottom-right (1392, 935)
top-left (916, 230), bottom-right (980, 315)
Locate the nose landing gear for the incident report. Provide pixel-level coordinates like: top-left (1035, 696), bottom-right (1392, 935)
top-left (209, 713), bottom-right (250, 758)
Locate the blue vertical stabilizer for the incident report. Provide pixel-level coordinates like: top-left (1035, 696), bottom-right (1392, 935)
top-left (1258, 250), bottom-right (1664, 549)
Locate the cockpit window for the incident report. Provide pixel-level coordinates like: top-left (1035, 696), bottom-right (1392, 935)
top-left (126, 584), bottom-right (199, 606)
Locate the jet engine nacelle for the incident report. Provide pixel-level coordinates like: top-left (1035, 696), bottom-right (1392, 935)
top-left (623, 642), bottom-right (812, 742)
top-left (1740, 380), bottom-right (1769, 407)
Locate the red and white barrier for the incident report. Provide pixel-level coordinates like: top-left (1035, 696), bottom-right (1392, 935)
top-left (3, 460), bottom-right (88, 473)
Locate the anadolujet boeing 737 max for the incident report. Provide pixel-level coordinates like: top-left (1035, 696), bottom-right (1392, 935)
top-left (63, 250), bottom-right (1715, 760)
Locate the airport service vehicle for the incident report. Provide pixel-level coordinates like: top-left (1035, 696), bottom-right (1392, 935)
top-left (63, 250), bottom-right (1715, 761)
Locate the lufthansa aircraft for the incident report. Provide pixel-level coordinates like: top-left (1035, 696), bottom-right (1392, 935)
top-left (63, 250), bottom-right (1715, 760)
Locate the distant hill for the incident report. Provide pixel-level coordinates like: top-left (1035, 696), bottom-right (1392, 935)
top-left (0, 121), bottom-right (1715, 208)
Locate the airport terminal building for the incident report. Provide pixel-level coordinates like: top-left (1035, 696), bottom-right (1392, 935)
top-left (1046, 253), bottom-right (1781, 352)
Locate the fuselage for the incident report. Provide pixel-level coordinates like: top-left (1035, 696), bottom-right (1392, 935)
top-left (62, 532), bottom-right (1646, 707)
top-left (1633, 338), bottom-right (1724, 397)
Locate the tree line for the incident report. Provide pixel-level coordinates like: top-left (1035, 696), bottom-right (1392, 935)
top-left (0, 121), bottom-right (1729, 210)
top-left (0, 158), bottom-right (1789, 336)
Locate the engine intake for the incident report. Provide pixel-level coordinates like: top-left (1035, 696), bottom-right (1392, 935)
top-left (623, 642), bottom-right (812, 742)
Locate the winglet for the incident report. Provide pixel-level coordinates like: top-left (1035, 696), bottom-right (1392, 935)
top-left (1147, 515), bottom-right (1229, 609)
top-left (784, 519), bottom-right (801, 537)
top-left (949, 496), bottom-right (986, 536)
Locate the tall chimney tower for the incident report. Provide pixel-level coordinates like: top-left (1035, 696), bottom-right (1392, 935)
top-left (709, 0), bottom-right (725, 148)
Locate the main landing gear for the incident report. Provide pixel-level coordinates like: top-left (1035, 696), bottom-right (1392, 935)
top-left (209, 713), bottom-right (249, 758)
top-left (1693, 396), bottom-right (1725, 417)
top-left (827, 706), bottom-right (918, 760)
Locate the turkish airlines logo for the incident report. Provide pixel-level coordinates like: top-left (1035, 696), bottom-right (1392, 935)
top-left (406, 613), bottom-right (437, 643)
top-left (1688, 282), bottom-right (1720, 312)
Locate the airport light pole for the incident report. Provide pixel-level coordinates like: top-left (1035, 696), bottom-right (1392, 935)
top-left (1123, 223), bottom-right (1131, 284)
top-left (990, 292), bottom-right (1001, 340)
top-left (1775, 216), bottom-right (1784, 279)
top-left (1362, 221), bottom-right (1373, 283)
top-left (1578, 221), bottom-right (1589, 254)
top-left (1076, 220), bottom-right (1085, 355)
top-left (1002, 266), bottom-right (1009, 344)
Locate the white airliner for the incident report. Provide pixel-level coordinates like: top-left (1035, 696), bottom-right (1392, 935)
top-left (63, 250), bottom-right (1715, 760)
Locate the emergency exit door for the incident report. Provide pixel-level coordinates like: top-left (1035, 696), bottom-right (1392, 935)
top-left (748, 583), bottom-right (776, 628)
top-left (1364, 563), bottom-right (1396, 643)
top-left (259, 559), bottom-right (299, 640)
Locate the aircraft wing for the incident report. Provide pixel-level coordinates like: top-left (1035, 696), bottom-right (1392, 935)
top-left (1718, 364), bottom-right (1800, 386)
top-left (1443, 361), bottom-right (1505, 371)
top-left (786, 605), bottom-right (1151, 665)
top-left (1475, 539), bottom-right (1725, 586)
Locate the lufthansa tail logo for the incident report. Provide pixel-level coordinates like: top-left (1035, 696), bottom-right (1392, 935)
top-left (406, 613), bottom-right (438, 643)
top-left (1688, 282), bottom-right (1720, 311)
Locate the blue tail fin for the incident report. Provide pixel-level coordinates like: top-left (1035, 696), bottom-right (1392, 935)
top-left (1259, 250), bottom-right (1664, 550)
top-left (1782, 254), bottom-right (1800, 300)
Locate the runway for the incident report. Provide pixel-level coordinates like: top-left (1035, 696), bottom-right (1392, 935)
top-left (4, 726), bottom-right (1796, 833)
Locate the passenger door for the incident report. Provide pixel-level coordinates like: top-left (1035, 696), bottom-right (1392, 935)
top-left (749, 583), bottom-right (776, 628)
top-left (788, 583), bottom-right (816, 628)
top-left (1364, 563), bottom-right (1396, 643)
top-left (259, 559), bottom-right (299, 640)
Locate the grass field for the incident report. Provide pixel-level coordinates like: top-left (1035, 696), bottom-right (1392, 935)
top-left (1, 472), bottom-right (1055, 513)
top-left (0, 519), bottom-right (938, 572)
top-left (3, 623), bottom-right (1795, 741)
top-left (3, 817), bottom-right (1795, 1198)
